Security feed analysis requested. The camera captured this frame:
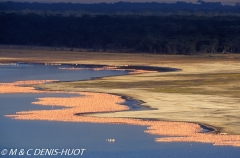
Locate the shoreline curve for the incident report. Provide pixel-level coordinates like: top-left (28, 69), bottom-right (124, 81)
top-left (1, 79), bottom-right (240, 147)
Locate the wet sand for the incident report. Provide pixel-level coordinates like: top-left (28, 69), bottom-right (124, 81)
top-left (3, 80), bottom-right (240, 147)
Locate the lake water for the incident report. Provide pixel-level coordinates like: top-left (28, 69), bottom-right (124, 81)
top-left (0, 63), bottom-right (239, 158)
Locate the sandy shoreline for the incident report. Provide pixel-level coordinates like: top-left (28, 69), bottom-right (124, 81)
top-left (2, 80), bottom-right (240, 147)
top-left (1, 48), bottom-right (240, 145)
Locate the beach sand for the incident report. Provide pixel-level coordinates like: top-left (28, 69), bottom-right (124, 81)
top-left (2, 80), bottom-right (240, 147)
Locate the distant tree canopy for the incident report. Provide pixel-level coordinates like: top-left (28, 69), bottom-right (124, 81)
top-left (1, 1), bottom-right (240, 14)
top-left (1, 13), bottom-right (240, 54)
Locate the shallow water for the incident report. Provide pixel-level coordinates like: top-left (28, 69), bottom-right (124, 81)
top-left (0, 63), bottom-right (240, 158)
top-left (0, 63), bottom-right (128, 82)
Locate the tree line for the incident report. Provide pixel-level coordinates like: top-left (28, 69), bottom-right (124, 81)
top-left (1, 1), bottom-right (240, 15)
top-left (0, 13), bottom-right (240, 54)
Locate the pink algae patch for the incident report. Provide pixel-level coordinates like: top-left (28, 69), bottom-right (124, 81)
top-left (3, 80), bottom-right (240, 147)
top-left (129, 69), bottom-right (158, 74)
top-left (58, 66), bottom-right (157, 74)
top-left (0, 80), bottom-right (57, 93)
top-left (59, 67), bottom-right (85, 70)
top-left (59, 66), bottom-right (125, 71)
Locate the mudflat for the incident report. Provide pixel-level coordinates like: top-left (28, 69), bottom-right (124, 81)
top-left (1, 46), bottom-right (240, 136)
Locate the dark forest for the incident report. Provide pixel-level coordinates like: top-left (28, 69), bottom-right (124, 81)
top-left (1, 2), bottom-right (240, 54)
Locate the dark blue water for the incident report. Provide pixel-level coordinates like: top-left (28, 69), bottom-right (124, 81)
top-left (0, 63), bottom-right (240, 158)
